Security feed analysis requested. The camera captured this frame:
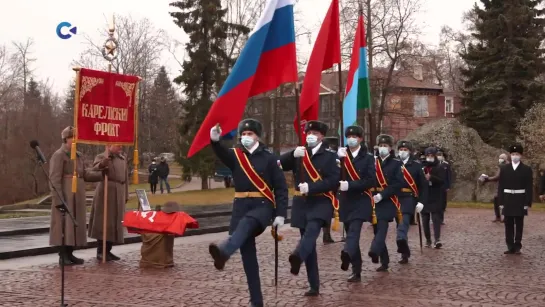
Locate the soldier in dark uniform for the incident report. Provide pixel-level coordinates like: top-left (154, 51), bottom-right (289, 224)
top-left (421, 147), bottom-right (446, 248)
top-left (322, 136), bottom-right (339, 244)
top-left (208, 119), bottom-right (288, 307)
top-left (280, 120), bottom-right (339, 296)
top-left (479, 153), bottom-right (510, 222)
top-left (395, 140), bottom-right (428, 264)
top-left (436, 149), bottom-right (451, 224)
top-left (497, 143), bottom-right (533, 255)
top-left (337, 125), bottom-right (375, 282)
top-left (368, 134), bottom-right (403, 272)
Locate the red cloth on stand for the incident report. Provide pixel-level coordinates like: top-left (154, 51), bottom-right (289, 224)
top-left (122, 211), bottom-right (199, 236)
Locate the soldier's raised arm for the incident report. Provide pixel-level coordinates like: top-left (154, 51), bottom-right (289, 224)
top-left (209, 125), bottom-right (236, 170)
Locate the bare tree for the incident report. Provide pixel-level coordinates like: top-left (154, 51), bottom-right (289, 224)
top-left (12, 38), bottom-right (36, 98)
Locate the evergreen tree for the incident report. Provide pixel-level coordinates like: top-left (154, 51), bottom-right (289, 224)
top-left (62, 81), bottom-right (76, 124)
top-left (460, 0), bottom-right (545, 148)
top-left (149, 66), bottom-right (179, 152)
top-left (170, 0), bottom-right (249, 189)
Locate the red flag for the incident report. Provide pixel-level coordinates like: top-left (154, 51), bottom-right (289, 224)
top-left (293, 0), bottom-right (340, 143)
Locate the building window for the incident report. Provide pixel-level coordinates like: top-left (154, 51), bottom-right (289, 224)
top-left (413, 95), bottom-right (429, 117)
top-left (321, 97), bottom-right (330, 112)
top-left (445, 97), bottom-right (454, 114)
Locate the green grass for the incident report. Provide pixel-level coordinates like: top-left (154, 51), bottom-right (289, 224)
top-left (0, 212), bottom-right (50, 219)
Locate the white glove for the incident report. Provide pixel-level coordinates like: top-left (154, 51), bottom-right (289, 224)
top-left (416, 202), bottom-right (424, 213)
top-left (298, 182), bottom-right (309, 194)
top-left (373, 193), bottom-right (383, 203)
top-left (499, 205), bottom-right (504, 212)
top-left (272, 216), bottom-right (285, 227)
top-left (337, 147), bottom-right (347, 158)
top-left (524, 206), bottom-right (529, 210)
top-left (339, 180), bottom-right (349, 191)
top-left (293, 146), bottom-right (306, 158)
top-left (210, 125), bottom-right (221, 141)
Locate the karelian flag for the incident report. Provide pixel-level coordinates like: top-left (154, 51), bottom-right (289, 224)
top-left (343, 12), bottom-right (371, 135)
top-left (187, 0), bottom-right (298, 157)
top-left (294, 0), bottom-right (340, 143)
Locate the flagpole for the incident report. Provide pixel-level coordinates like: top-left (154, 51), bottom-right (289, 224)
top-left (293, 82), bottom-right (305, 185)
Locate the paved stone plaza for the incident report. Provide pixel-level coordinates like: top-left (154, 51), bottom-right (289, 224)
top-left (1, 208), bottom-right (545, 306)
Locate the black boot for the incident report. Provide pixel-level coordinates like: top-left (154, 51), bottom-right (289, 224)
top-left (304, 288), bottom-right (319, 297)
top-left (106, 241), bottom-right (120, 261)
top-left (347, 272), bottom-right (361, 282)
top-left (66, 246), bottom-right (84, 265)
top-left (322, 226), bottom-right (334, 244)
top-left (59, 247), bottom-right (74, 266)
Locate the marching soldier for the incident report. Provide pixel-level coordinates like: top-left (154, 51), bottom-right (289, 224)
top-left (280, 120), bottom-right (339, 296)
top-left (395, 140), bottom-right (427, 264)
top-left (207, 119), bottom-right (288, 307)
top-left (421, 147), bottom-right (446, 248)
top-left (337, 126), bottom-right (375, 282)
top-left (368, 134), bottom-right (403, 272)
top-left (497, 143), bottom-right (532, 255)
top-left (88, 144), bottom-right (129, 261)
top-left (479, 153), bottom-right (510, 222)
top-left (436, 149), bottom-right (451, 224)
top-left (322, 136), bottom-right (339, 244)
top-left (49, 126), bottom-right (102, 265)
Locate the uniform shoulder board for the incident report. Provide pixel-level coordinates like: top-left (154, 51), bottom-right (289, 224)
top-left (367, 153), bottom-right (373, 156)
top-left (326, 148), bottom-right (336, 153)
top-left (277, 159), bottom-right (283, 170)
top-left (393, 158), bottom-right (401, 161)
top-left (265, 148), bottom-right (273, 154)
top-left (413, 159), bottom-right (421, 164)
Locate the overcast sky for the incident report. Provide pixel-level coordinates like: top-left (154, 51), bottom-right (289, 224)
top-left (0, 0), bottom-right (476, 95)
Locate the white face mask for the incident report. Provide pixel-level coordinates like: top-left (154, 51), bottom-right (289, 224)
top-left (511, 154), bottom-right (521, 163)
top-left (398, 150), bottom-right (410, 160)
top-left (378, 146), bottom-right (389, 157)
top-left (426, 157), bottom-right (435, 163)
top-left (306, 134), bottom-right (318, 147)
top-left (240, 135), bottom-right (256, 148)
top-left (347, 137), bottom-right (359, 148)
top-left (498, 158), bottom-right (505, 164)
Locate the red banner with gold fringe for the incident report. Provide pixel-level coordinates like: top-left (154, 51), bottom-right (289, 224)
top-left (75, 68), bottom-right (139, 145)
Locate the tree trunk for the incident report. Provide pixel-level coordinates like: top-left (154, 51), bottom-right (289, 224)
top-left (200, 175), bottom-right (209, 190)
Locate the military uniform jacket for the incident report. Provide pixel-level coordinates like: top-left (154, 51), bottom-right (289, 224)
top-left (339, 147), bottom-right (376, 223)
top-left (373, 154), bottom-right (404, 221)
top-left (211, 141), bottom-right (288, 235)
top-left (422, 161), bottom-right (445, 213)
top-left (497, 162), bottom-right (533, 217)
top-left (440, 161), bottom-right (452, 190)
top-left (280, 143), bottom-right (339, 229)
top-left (399, 158), bottom-right (428, 214)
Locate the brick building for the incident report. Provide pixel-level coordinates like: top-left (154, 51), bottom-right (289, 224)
top-left (243, 66), bottom-right (462, 152)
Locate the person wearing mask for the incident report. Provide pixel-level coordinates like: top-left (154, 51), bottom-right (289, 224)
top-left (368, 134), bottom-right (404, 272)
top-left (497, 144), bottom-right (532, 255)
top-left (421, 147), bottom-right (446, 248)
top-left (436, 150), bottom-right (451, 225)
top-left (157, 156), bottom-right (171, 194)
top-left (88, 144), bottom-right (129, 261)
top-left (208, 119), bottom-right (288, 307)
top-left (280, 120), bottom-right (339, 296)
top-left (148, 158), bottom-right (159, 194)
top-left (322, 136), bottom-right (340, 244)
top-left (479, 153), bottom-right (510, 222)
top-left (49, 126), bottom-right (102, 265)
top-left (395, 140), bottom-right (428, 264)
top-left (337, 126), bottom-right (375, 282)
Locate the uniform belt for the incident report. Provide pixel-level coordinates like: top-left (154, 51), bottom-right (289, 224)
top-left (503, 189), bottom-right (525, 194)
top-left (109, 179), bottom-right (125, 184)
top-left (293, 191), bottom-right (323, 197)
top-left (370, 187), bottom-right (412, 193)
top-left (234, 192), bottom-right (265, 198)
top-left (63, 175), bottom-right (83, 178)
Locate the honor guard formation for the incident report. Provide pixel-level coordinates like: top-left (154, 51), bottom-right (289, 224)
top-left (202, 118), bottom-right (537, 306)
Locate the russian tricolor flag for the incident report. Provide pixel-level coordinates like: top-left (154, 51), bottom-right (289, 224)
top-left (187, 0), bottom-right (298, 157)
top-left (343, 12), bottom-right (371, 136)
